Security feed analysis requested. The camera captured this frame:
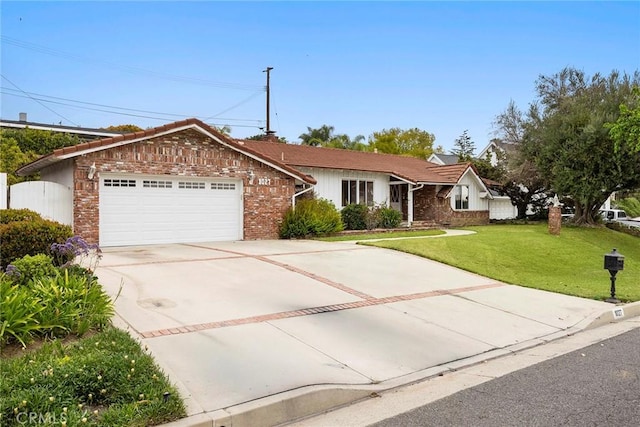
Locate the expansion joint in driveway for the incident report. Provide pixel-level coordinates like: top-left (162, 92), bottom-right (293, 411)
top-left (139, 282), bottom-right (505, 339)
top-left (185, 243), bottom-right (376, 301)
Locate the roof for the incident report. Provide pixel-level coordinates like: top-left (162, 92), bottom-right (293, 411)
top-left (16, 118), bottom-right (316, 184)
top-left (477, 139), bottom-right (518, 159)
top-left (1, 118), bottom-right (122, 139)
top-left (17, 117), bottom-right (481, 187)
top-left (427, 153), bottom-right (459, 165)
top-left (240, 140), bottom-right (471, 185)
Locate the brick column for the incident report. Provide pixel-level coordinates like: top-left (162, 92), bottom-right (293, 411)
top-left (548, 206), bottom-right (561, 235)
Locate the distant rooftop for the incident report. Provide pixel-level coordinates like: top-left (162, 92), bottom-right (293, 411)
top-left (1, 115), bottom-right (123, 139)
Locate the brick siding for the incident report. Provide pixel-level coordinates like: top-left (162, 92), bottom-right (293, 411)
top-left (413, 185), bottom-right (489, 226)
top-left (70, 129), bottom-right (294, 244)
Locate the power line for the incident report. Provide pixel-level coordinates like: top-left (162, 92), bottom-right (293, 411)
top-left (2, 91), bottom-right (264, 129)
top-left (1, 87), bottom-right (263, 123)
top-left (1, 74), bottom-right (79, 126)
top-left (202, 90), bottom-right (265, 120)
top-left (2, 36), bottom-right (266, 91)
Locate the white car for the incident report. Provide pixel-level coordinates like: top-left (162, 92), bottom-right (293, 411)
top-left (599, 209), bottom-right (628, 222)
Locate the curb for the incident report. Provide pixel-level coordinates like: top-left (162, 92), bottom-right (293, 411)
top-left (584, 300), bottom-right (640, 330)
top-left (162, 300), bottom-right (640, 427)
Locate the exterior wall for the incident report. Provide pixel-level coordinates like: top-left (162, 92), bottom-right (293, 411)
top-left (449, 171), bottom-right (489, 211)
top-left (72, 129), bottom-right (295, 243)
top-left (40, 159), bottom-right (75, 189)
top-left (297, 167), bottom-right (391, 209)
top-left (489, 197), bottom-right (518, 220)
top-left (413, 185), bottom-right (489, 226)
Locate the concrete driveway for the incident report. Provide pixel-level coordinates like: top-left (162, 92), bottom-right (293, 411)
top-left (95, 238), bottom-right (612, 427)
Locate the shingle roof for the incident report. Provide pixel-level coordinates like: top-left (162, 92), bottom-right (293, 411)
top-left (16, 118), bottom-right (316, 184)
top-left (17, 118), bottom-right (475, 186)
top-left (430, 153), bottom-right (460, 165)
top-left (239, 140), bottom-right (471, 184)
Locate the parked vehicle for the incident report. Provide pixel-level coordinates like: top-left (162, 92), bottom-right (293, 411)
top-left (599, 209), bottom-right (628, 222)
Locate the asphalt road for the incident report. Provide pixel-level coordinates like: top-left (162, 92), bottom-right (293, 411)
top-left (371, 327), bottom-right (640, 427)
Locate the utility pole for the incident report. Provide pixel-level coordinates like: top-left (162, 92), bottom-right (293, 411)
top-left (263, 67), bottom-right (274, 136)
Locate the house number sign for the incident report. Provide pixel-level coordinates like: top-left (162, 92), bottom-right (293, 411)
top-left (258, 177), bottom-right (271, 185)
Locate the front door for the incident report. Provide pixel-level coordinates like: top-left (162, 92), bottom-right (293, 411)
top-left (390, 185), bottom-right (403, 214)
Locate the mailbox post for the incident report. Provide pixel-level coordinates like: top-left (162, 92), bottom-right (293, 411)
top-left (603, 248), bottom-right (624, 303)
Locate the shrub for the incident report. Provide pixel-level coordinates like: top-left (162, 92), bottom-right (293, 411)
top-left (0, 281), bottom-right (50, 347)
top-left (615, 197), bottom-right (640, 218)
top-left (280, 198), bottom-right (343, 239)
top-left (0, 208), bottom-right (42, 224)
top-left (51, 235), bottom-right (102, 270)
top-left (32, 270), bottom-right (114, 337)
top-left (377, 205), bottom-right (403, 228)
top-left (4, 254), bottom-right (57, 287)
top-left (341, 203), bottom-right (369, 230)
top-left (0, 219), bottom-right (72, 268)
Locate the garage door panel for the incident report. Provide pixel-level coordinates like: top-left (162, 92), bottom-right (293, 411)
top-left (100, 175), bottom-right (242, 246)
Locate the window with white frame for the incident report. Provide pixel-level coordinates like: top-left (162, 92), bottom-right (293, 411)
top-left (454, 185), bottom-right (469, 210)
top-left (342, 180), bottom-right (374, 206)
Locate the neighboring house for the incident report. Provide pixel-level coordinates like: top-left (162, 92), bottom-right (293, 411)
top-left (476, 139), bottom-right (517, 167)
top-left (16, 118), bottom-right (491, 247)
top-left (427, 153), bottom-right (459, 165)
top-left (1, 114), bottom-right (122, 140)
top-left (476, 140), bottom-right (519, 219)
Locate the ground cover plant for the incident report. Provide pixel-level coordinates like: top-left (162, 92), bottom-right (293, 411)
top-left (0, 327), bottom-right (186, 426)
top-left (319, 229), bottom-right (445, 241)
top-left (364, 224), bottom-right (640, 302)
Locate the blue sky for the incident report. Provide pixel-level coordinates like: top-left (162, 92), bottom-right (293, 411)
top-left (1, 1), bottom-right (639, 152)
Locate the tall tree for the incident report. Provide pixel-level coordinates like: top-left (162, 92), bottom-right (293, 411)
top-left (324, 134), bottom-right (367, 151)
top-left (450, 130), bottom-right (475, 161)
top-left (102, 124), bottom-right (143, 133)
top-left (0, 135), bottom-right (39, 184)
top-left (522, 68), bottom-right (640, 224)
top-left (607, 87), bottom-right (640, 153)
top-left (1, 128), bottom-right (81, 155)
top-left (492, 102), bottom-right (548, 219)
top-left (368, 128), bottom-right (436, 159)
top-left (299, 125), bottom-right (335, 146)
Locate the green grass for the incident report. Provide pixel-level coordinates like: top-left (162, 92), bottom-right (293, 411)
top-left (318, 229), bottom-right (445, 241)
top-left (0, 327), bottom-right (186, 427)
top-left (363, 224), bottom-right (640, 302)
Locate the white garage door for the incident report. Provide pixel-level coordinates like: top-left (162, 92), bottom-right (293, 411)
top-left (99, 175), bottom-right (242, 246)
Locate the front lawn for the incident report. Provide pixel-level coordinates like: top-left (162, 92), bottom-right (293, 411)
top-left (363, 224), bottom-right (639, 302)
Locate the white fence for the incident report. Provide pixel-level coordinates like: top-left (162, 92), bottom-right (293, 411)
top-left (0, 173), bottom-right (6, 210)
top-left (4, 180), bottom-right (73, 225)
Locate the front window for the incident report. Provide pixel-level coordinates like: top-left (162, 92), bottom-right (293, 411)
top-left (455, 185), bottom-right (469, 210)
top-left (342, 180), bottom-right (374, 206)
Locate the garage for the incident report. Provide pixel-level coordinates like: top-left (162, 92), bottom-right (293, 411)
top-left (99, 174), bottom-right (242, 247)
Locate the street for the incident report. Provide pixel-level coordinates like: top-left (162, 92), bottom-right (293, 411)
top-left (371, 327), bottom-right (640, 427)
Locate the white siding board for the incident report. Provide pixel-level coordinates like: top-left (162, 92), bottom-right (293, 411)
top-left (40, 159), bottom-right (74, 189)
top-left (298, 167), bottom-right (391, 208)
top-left (451, 170), bottom-right (489, 211)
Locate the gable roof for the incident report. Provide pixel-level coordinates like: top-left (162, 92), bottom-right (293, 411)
top-left (477, 139), bottom-right (518, 160)
top-left (240, 140), bottom-right (472, 185)
top-left (16, 118), bottom-right (316, 184)
top-left (17, 117), bottom-right (484, 188)
top-left (427, 153), bottom-right (459, 165)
